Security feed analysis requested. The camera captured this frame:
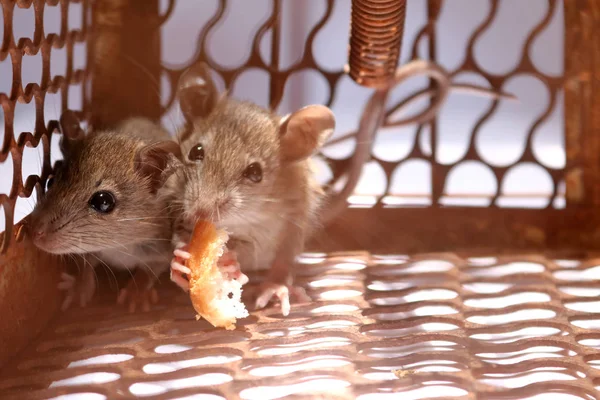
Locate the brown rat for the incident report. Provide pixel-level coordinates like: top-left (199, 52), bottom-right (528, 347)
top-left (168, 62), bottom-right (335, 316)
top-left (28, 111), bottom-right (182, 312)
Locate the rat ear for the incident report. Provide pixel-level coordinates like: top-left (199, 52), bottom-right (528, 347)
top-left (278, 105), bottom-right (335, 163)
top-left (134, 140), bottom-right (183, 194)
top-left (177, 62), bottom-right (219, 122)
top-left (59, 110), bottom-right (85, 158)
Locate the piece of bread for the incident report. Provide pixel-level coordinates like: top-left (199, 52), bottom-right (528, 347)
top-left (186, 220), bottom-right (248, 329)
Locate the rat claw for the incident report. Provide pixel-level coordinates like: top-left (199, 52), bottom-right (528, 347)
top-left (117, 288), bottom-right (128, 305)
top-left (59, 270), bottom-right (95, 311)
top-left (281, 296), bottom-right (291, 317)
top-left (254, 295), bottom-right (268, 311)
top-left (238, 273), bottom-right (249, 286)
top-left (216, 253), bottom-right (246, 283)
top-left (175, 241), bottom-right (189, 250)
top-left (173, 249), bottom-right (192, 260)
top-left (171, 259), bottom-right (191, 274)
top-left (129, 296), bottom-right (139, 313)
top-left (254, 283), bottom-right (309, 316)
top-left (150, 288), bottom-right (159, 304)
top-left (220, 250), bottom-right (238, 265)
top-left (170, 269), bottom-right (190, 292)
top-left (61, 294), bottom-right (73, 312)
top-left (57, 281), bottom-right (73, 290)
top-left (255, 285), bottom-right (289, 313)
top-left (60, 272), bottom-right (75, 282)
top-left (142, 299), bottom-right (151, 313)
top-left (58, 273), bottom-right (75, 290)
top-left (118, 284), bottom-right (159, 314)
top-left (218, 265), bottom-right (237, 274)
top-left (79, 294), bottom-right (87, 308)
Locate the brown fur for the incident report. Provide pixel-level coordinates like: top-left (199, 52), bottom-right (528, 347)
top-left (172, 63), bottom-right (334, 277)
top-left (175, 99), bottom-right (325, 270)
top-left (29, 118), bottom-right (179, 271)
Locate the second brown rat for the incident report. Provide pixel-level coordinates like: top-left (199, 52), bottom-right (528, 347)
top-left (168, 62), bottom-right (335, 316)
top-left (29, 112), bottom-right (182, 312)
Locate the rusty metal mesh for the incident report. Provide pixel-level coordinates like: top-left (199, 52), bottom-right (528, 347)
top-left (0, 0), bottom-right (90, 252)
top-left (2, 1), bottom-right (600, 399)
top-left (159, 0), bottom-right (566, 214)
top-left (2, 253), bottom-right (600, 399)
top-left (0, 1), bottom-right (577, 250)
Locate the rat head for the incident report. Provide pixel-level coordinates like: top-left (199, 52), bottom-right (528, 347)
top-left (176, 62), bottom-right (335, 228)
top-left (29, 111), bottom-right (181, 255)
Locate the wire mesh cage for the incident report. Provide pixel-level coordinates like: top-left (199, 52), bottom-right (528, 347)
top-left (1, 0), bottom-right (600, 399)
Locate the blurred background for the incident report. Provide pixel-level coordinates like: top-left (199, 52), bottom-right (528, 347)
top-left (0, 0), bottom-right (565, 230)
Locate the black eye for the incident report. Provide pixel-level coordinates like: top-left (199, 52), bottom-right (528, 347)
top-left (188, 144), bottom-right (205, 161)
top-left (243, 162), bottom-right (262, 183)
top-left (89, 191), bottom-right (116, 214)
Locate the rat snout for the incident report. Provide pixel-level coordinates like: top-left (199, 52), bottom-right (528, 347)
top-left (29, 221), bottom-right (52, 251)
top-left (28, 211), bottom-right (62, 250)
top-left (31, 228), bottom-right (45, 241)
top-left (27, 215), bottom-right (45, 241)
top-left (190, 198), bottom-right (232, 223)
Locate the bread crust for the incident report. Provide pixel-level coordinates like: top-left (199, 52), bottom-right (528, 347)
top-left (186, 221), bottom-right (248, 329)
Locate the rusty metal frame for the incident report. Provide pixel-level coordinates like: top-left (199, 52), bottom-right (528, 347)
top-left (0, 0), bottom-right (90, 366)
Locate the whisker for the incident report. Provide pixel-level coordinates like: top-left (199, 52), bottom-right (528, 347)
top-left (109, 244), bottom-right (160, 282)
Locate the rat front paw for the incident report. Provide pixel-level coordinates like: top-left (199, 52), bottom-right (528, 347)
top-left (218, 250), bottom-right (249, 285)
top-left (117, 279), bottom-right (159, 313)
top-left (117, 269), bottom-right (159, 313)
top-left (252, 282), bottom-right (311, 316)
top-left (58, 270), bottom-right (96, 311)
top-left (170, 245), bottom-right (191, 292)
top-left (170, 247), bottom-right (248, 292)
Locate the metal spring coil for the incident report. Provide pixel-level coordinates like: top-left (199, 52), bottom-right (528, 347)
top-left (347, 0), bottom-right (407, 88)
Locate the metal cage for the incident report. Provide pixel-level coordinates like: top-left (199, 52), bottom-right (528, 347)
top-left (1, 1), bottom-right (600, 399)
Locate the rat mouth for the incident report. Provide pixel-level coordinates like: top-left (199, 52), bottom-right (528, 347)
top-left (31, 230), bottom-right (98, 255)
top-left (184, 213), bottom-right (234, 236)
top-left (189, 204), bottom-right (231, 224)
top-left (32, 236), bottom-right (67, 255)
top-left (193, 210), bottom-right (212, 221)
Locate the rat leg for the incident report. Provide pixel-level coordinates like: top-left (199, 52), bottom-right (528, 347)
top-left (253, 224), bottom-right (310, 316)
top-left (58, 256), bottom-right (97, 311)
top-left (117, 266), bottom-right (161, 313)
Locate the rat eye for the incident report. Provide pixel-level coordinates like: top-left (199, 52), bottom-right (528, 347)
top-left (243, 162), bottom-right (262, 183)
top-left (89, 191), bottom-right (116, 214)
top-left (188, 144), bottom-right (205, 161)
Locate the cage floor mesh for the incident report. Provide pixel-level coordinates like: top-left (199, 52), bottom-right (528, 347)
top-left (1, 252), bottom-right (600, 399)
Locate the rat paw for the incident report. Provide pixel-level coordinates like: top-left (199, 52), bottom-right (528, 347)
top-left (117, 279), bottom-right (159, 313)
top-left (169, 248), bottom-right (248, 291)
top-left (58, 271), bottom-right (96, 311)
top-left (170, 266), bottom-right (190, 292)
top-left (170, 246), bottom-right (191, 292)
top-left (218, 250), bottom-right (249, 285)
top-left (253, 282), bottom-right (310, 316)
